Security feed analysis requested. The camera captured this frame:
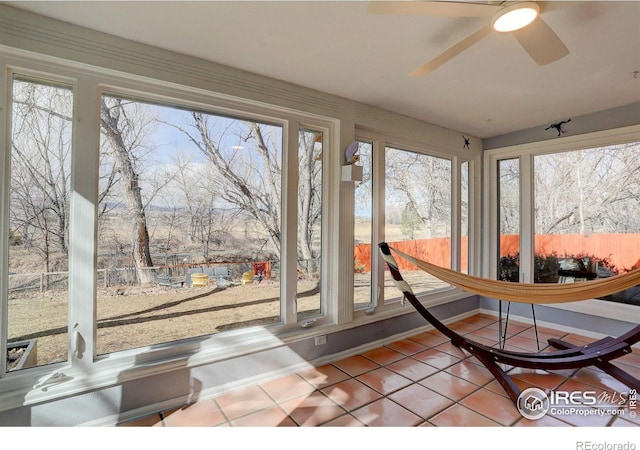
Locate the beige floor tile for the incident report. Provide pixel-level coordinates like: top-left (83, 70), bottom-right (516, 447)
top-left (385, 338), bottom-right (428, 356)
top-left (296, 364), bottom-right (351, 389)
top-left (230, 405), bottom-right (297, 426)
top-left (385, 356), bottom-right (440, 382)
top-left (356, 367), bottom-right (413, 395)
top-left (279, 391), bottom-right (346, 426)
top-left (429, 404), bottom-right (501, 427)
top-left (331, 354), bottom-right (380, 376)
top-left (260, 373), bottom-right (316, 403)
top-left (351, 397), bottom-right (423, 426)
top-left (162, 399), bottom-right (226, 427)
top-left (320, 378), bottom-right (383, 412)
top-left (214, 385), bottom-right (277, 420)
top-left (388, 383), bottom-right (454, 419)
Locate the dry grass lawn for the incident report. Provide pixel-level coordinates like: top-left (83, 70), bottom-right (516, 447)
top-left (7, 270), bottom-right (446, 370)
top-left (8, 278), bottom-right (318, 367)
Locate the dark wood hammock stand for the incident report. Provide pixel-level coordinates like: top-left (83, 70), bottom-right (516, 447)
top-left (378, 242), bottom-right (640, 406)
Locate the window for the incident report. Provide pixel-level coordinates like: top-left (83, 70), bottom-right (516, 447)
top-left (7, 76), bottom-right (73, 371)
top-left (460, 161), bottom-right (470, 274)
top-left (497, 158), bottom-right (520, 282)
top-left (533, 143), bottom-right (640, 305)
top-left (97, 94), bottom-right (286, 355)
top-left (2, 66), bottom-right (333, 373)
top-left (384, 146), bottom-right (452, 302)
top-left (0, 63), bottom-right (336, 390)
top-left (354, 140), bottom-right (374, 309)
top-left (297, 128), bottom-right (323, 320)
top-left (487, 131), bottom-right (640, 310)
top-left (1, 50), bottom-right (469, 396)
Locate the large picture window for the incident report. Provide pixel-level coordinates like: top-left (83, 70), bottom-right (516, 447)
top-left (488, 133), bottom-right (640, 310)
top-left (1, 53), bottom-right (468, 396)
top-left (533, 143), bottom-right (640, 305)
top-left (0, 57), bottom-right (334, 382)
top-left (97, 94), bottom-right (286, 354)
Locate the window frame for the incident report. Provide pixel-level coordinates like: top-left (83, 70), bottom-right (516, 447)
top-left (0, 53), bottom-right (338, 395)
top-left (484, 124), bottom-right (640, 321)
top-left (0, 44), bottom-right (478, 411)
top-left (352, 138), bottom-right (375, 312)
top-left (354, 130), bottom-right (477, 315)
top-left (2, 66), bottom-right (80, 378)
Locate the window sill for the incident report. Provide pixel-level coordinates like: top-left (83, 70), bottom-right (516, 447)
top-left (0, 288), bottom-right (473, 413)
top-left (545, 298), bottom-right (639, 324)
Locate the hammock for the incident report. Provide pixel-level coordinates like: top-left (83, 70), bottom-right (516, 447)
top-left (378, 242), bottom-right (640, 408)
top-left (385, 245), bottom-right (640, 304)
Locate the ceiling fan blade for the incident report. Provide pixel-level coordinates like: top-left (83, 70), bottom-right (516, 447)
top-left (367, 1), bottom-right (500, 17)
top-left (512, 16), bottom-right (569, 66)
top-left (410, 23), bottom-right (493, 77)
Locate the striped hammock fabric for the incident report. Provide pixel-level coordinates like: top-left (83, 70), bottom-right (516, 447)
top-left (383, 245), bottom-right (640, 304)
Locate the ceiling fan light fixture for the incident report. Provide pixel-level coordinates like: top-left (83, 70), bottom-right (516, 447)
top-left (492, 2), bottom-right (540, 32)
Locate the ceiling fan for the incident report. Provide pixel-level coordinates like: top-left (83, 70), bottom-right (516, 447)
top-left (368, 1), bottom-right (570, 76)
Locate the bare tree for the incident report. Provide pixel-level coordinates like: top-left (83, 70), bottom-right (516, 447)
top-left (169, 115), bottom-right (283, 255)
top-left (169, 154), bottom-right (239, 260)
top-left (164, 113), bottom-right (324, 274)
top-left (10, 79), bottom-right (73, 274)
top-left (99, 97), bottom-right (156, 283)
top-left (385, 149), bottom-right (451, 239)
top-left (534, 144), bottom-right (640, 235)
top-left (498, 158), bottom-right (520, 236)
top-left (297, 130), bottom-right (322, 274)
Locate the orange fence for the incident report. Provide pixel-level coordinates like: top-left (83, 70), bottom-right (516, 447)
top-left (355, 237), bottom-right (467, 272)
top-left (355, 233), bottom-right (640, 272)
top-left (503, 233), bottom-right (640, 271)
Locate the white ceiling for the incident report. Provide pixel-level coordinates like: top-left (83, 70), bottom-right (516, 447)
top-left (6, 1), bottom-right (640, 139)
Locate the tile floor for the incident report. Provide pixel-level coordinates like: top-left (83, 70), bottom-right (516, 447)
top-left (117, 313), bottom-right (640, 427)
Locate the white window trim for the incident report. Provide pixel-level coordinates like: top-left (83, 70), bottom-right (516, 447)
top-left (353, 130), bottom-right (480, 316)
top-left (0, 43), bottom-right (480, 413)
top-left (484, 123), bottom-right (640, 320)
top-left (0, 48), bottom-right (342, 409)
